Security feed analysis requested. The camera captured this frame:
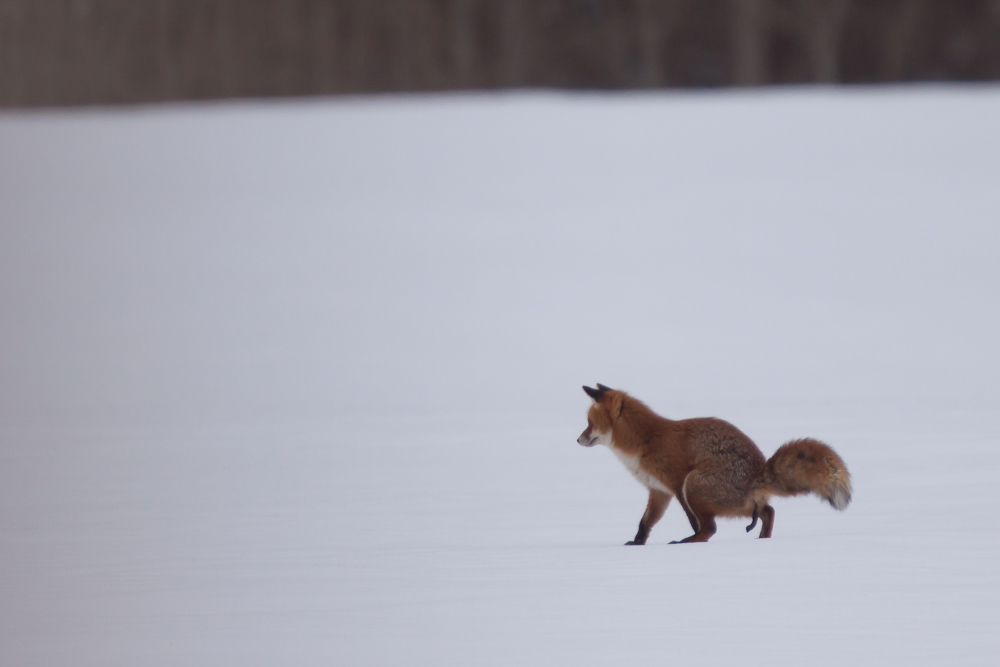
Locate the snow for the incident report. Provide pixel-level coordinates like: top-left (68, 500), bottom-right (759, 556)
top-left (2, 87), bottom-right (1000, 665)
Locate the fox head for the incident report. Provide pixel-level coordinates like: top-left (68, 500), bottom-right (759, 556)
top-left (577, 383), bottom-right (622, 447)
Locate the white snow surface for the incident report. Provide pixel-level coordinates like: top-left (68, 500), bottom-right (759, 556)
top-left (2, 87), bottom-right (1000, 665)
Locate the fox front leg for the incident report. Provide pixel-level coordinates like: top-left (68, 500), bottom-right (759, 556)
top-left (626, 490), bottom-right (672, 545)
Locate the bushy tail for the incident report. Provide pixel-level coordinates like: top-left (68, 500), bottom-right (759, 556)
top-left (764, 438), bottom-right (852, 510)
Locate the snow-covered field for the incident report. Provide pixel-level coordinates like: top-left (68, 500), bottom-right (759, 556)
top-left (2, 87), bottom-right (999, 665)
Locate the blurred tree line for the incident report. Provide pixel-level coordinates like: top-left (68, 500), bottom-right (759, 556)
top-left (2, 0), bottom-right (999, 107)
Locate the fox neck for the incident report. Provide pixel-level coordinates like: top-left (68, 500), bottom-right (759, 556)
top-left (608, 414), bottom-right (642, 456)
top-left (607, 397), bottom-right (669, 457)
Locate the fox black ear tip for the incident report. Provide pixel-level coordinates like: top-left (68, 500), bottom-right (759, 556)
top-left (596, 383), bottom-right (612, 392)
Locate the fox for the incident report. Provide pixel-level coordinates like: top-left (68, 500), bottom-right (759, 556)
top-left (577, 384), bottom-right (851, 544)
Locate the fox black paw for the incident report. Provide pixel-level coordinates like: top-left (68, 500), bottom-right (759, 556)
top-left (746, 501), bottom-right (759, 533)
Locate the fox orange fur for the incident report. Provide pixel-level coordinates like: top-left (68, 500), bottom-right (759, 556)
top-left (578, 384), bottom-right (851, 544)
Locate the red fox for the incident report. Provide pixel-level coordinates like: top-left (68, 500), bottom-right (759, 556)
top-left (578, 384), bottom-right (851, 543)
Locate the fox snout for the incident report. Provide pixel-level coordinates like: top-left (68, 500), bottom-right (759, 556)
top-left (579, 423), bottom-right (610, 447)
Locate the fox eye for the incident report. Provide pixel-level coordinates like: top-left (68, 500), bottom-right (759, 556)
top-left (587, 419), bottom-right (593, 428)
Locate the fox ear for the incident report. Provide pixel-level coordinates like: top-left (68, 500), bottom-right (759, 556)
top-left (583, 385), bottom-right (605, 401)
top-left (596, 383), bottom-right (613, 392)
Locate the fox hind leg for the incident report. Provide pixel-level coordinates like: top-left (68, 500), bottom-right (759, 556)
top-left (627, 489), bottom-right (672, 545)
top-left (758, 504), bottom-right (775, 539)
top-left (670, 474), bottom-right (718, 544)
top-left (746, 501), bottom-right (759, 533)
top-left (673, 485), bottom-right (700, 536)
